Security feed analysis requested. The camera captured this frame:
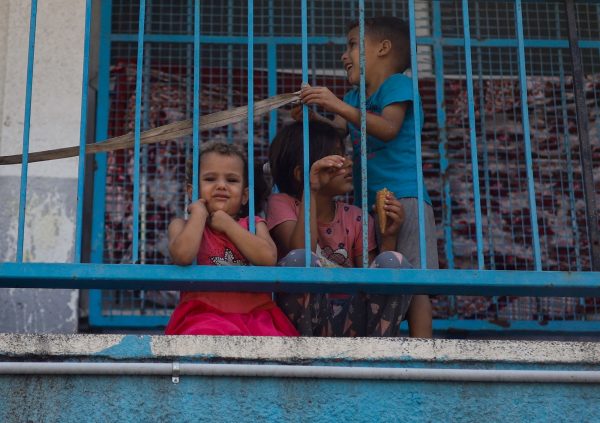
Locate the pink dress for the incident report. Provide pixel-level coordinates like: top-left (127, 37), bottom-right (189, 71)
top-left (165, 216), bottom-right (299, 336)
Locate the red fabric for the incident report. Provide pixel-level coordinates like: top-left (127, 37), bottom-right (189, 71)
top-left (180, 216), bottom-right (274, 314)
top-left (165, 300), bottom-right (299, 336)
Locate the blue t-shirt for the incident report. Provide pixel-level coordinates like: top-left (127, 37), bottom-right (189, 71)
top-left (344, 73), bottom-right (431, 208)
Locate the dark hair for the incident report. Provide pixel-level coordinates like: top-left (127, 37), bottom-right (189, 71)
top-left (186, 141), bottom-right (267, 215)
top-left (269, 121), bottom-right (346, 199)
top-left (347, 16), bottom-right (411, 72)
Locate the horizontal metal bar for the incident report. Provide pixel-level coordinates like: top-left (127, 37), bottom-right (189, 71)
top-left (0, 263), bottom-right (598, 296)
top-left (110, 33), bottom-right (600, 49)
top-left (2, 362), bottom-right (600, 383)
top-left (431, 320), bottom-right (600, 333)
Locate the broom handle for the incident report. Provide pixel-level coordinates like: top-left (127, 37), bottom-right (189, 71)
top-left (0, 92), bottom-right (299, 166)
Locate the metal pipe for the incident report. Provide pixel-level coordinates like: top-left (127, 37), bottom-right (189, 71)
top-left (1, 362), bottom-right (600, 383)
top-left (564, 0), bottom-right (600, 271)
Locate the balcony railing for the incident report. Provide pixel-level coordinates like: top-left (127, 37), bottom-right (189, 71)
top-left (0, 0), bottom-right (599, 333)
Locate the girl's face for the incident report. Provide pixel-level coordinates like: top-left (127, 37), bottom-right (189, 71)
top-left (194, 152), bottom-right (248, 216)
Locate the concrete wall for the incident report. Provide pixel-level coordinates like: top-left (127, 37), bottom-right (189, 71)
top-left (0, 0), bottom-right (87, 332)
top-left (1, 335), bottom-right (600, 421)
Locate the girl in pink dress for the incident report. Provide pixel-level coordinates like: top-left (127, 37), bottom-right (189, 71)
top-left (266, 121), bottom-right (412, 337)
top-left (165, 141), bottom-right (298, 336)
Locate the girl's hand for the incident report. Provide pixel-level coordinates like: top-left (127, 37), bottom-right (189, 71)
top-left (375, 193), bottom-right (405, 238)
top-left (208, 209), bottom-right (235, 234)
top-left (300, 84), bottom-right (345, 115)
top-left (309, 155), bottom-right (347, 192)
top-left (188, 198), bottom-right (209, 220)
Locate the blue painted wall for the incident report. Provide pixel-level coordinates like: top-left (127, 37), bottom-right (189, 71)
top-left (2, 375), bottom-right (599, 422)
top-left (1, 334), bottom-right (599, 421)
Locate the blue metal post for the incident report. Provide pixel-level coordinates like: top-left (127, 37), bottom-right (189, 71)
top-left (131, 0), bottom-right (147, 263)
top-left (267, 0), bottom-right (277, 143)
top-left (301, 0), bottom-right (311, 266)
top-left (227, 0), bottom-right (234, 144)
top-left (89, 0), bottom-right (113, 326)
top-left (408, 0), bottom-right (426, 268)
top-left (515, 0), bottom-right (542, 270)
top-left (74, 0), bottom-right (93, 263)
top-left (248, 0), bottom-right (256, 233)
top-left (192, 0), bottom-right (200, 201)
top-left (475, 2), bottom-right (495, 270)
top-left (358, 0), bottom-right (368, 268)
top-left (555, 3), bottom-right (581, 272)
top-left (432, 1), bottom-right (454, 270)
top-left (462, 0), bottom-right (484, 269)
top-left (16, 0), bottom-right (38, 263)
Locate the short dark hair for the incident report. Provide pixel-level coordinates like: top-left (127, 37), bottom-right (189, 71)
top-left (185, 141), bottom-right (268, 215)
top-left (269, 121), bottom-right (346, 199)
top-left (347, 16), bottom-right (411, 72)
top-left (186, 141), bottom-right (248, 187)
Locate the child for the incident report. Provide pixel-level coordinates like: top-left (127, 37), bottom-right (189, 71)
top-left (266, 121), bottom-right (412, 337)
top-left (294, 16), bottom-right (437, 338)
top-left (165, 141), bottom-right (298, 336)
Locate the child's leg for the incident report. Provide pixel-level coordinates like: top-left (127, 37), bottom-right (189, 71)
top-left (396, 199), bottom-right (439, 338)
top-left (277, 249), bottom-right (328, 336)
top-left (364, 251), bottom-right (413, 337)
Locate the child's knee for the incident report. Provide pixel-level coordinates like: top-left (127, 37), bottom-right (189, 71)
top-left (278, 249), bottom-right (321, 267)
top-left (371, 251), bottom-right (413, 269)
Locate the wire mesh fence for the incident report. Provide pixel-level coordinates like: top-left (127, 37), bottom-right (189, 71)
top-left (94, 0), bottom-right (600, 328)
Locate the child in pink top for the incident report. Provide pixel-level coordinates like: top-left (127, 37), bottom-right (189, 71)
top-left (165, 141), bottom-right (298, 336)
top-left (266, 122), bottom-right (412, 337)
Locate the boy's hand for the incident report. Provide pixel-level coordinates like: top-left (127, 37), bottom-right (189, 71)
top-left (309, 155), bottom-right (347, 192)
top-left (300, 84), bottom-right (345, 115)
top-left (208, 210), bottom-right (235, 234)
top-left (373, 193), bottom-right (405, 238)
top-left (188, 198), bottom-right (209, 220)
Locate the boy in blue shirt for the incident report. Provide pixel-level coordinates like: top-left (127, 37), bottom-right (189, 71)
top-left (295, 16), bottom-right (437, 338)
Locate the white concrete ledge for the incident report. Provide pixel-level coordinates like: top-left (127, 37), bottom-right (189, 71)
top-left (1, 334), bottom-right (599, 365)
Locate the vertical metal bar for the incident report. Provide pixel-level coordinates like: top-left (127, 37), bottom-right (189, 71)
top-left (131, 0), bottom-right (147, 263)
top-left (74, 0), bottom-right (93, 263)
top-left (432, 1), bottom-right (454, 270)
top-left (89, 0), bottom-right (113, 326)
top-left (248, 0), bottom-right (256, 234)
top-left (193, 0), bottom-right (200, 202)
top-left (16, 0), bottom-right (38, 263)
top-left (515, 0), bottom-right (542, 270)
top-left (461, 0), bottom-right (484, 269)
top-left (227, 0), bottom-right (234, 144)
top-left (408, 0), bottom-right (427, 268)
top-left (475, 2), bottom-right (495, 270)
top-left (140, 0), bottom-right (152, 267)
top-left (267, 0), bottom-right (277, 143)
top-left (433, 0), bottom-right (456, 319)
top-left (358, 0), bottom-right (368, 268)
top-left (556, 3), bottom-right (581, 272)
top-left (301, 0), bottom-right (311, 266)
top-left (564, 0), bottom-right (600, 270)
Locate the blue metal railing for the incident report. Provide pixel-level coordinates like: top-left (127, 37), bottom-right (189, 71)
top-left (1, 0), bottom-right (599, 332)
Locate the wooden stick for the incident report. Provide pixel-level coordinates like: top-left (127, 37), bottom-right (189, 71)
top-left (0, 92), bottom-right (299, 165)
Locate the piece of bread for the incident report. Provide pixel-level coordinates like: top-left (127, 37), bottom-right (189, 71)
top-left (376, 188), bottom-right (390, 233)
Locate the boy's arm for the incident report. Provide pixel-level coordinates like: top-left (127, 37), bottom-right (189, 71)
top-left (210, 212), bottom-right (277, 266)
top-left (300, 86), bottom-right (408, 142)
top-left (168, 199), bottom-right (208, 265)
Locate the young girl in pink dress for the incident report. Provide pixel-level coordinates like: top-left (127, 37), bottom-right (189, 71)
top-left (266, 121), bottom-right (413, 337)
top-left (165, 141), bottom-right (298, 336)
